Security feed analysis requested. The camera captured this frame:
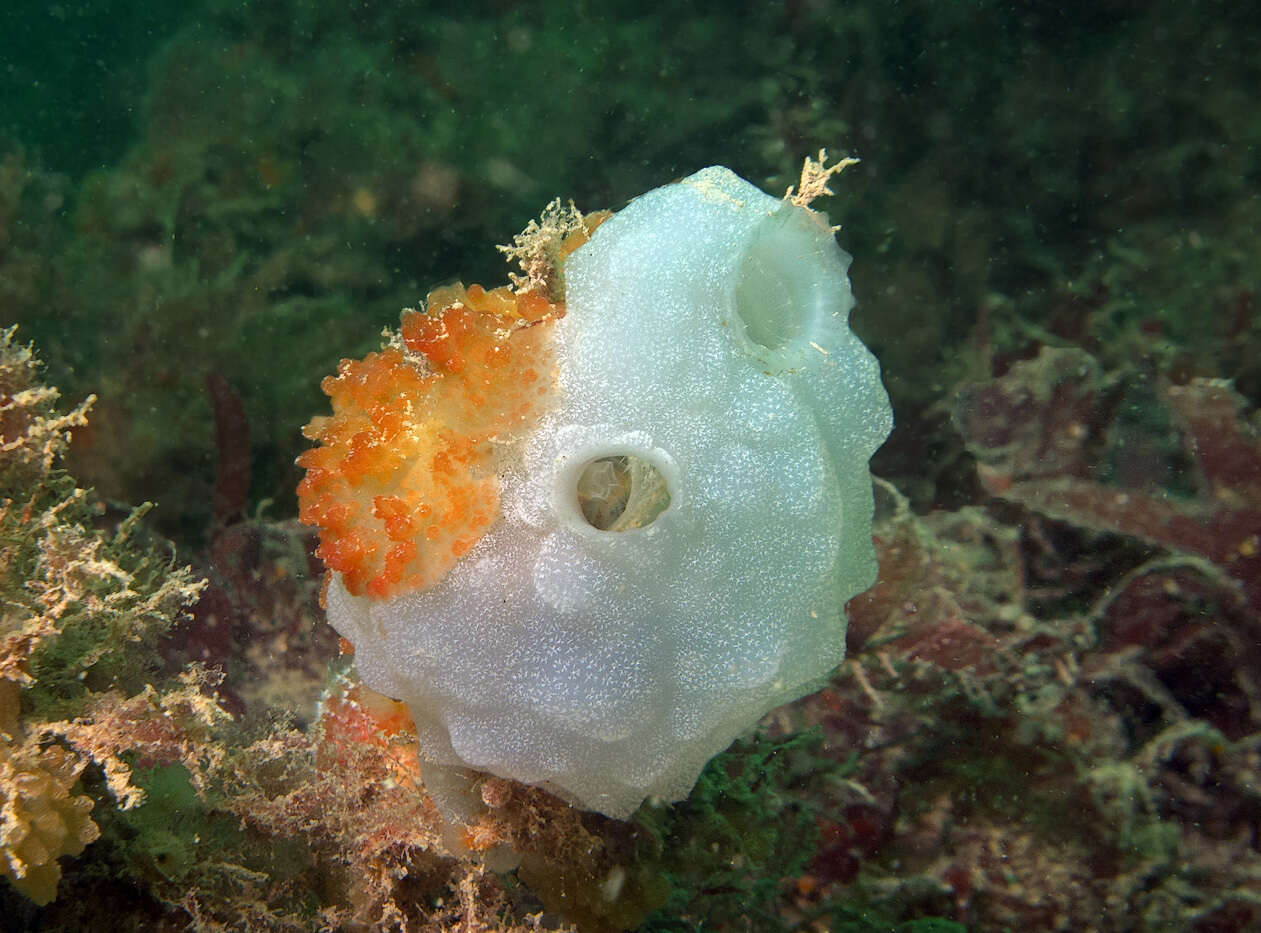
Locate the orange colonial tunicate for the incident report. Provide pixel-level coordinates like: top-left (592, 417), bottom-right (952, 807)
top-left (315, 676), bottom-right (422, 784)
top-left (296, 283), bottom-right (562, 600)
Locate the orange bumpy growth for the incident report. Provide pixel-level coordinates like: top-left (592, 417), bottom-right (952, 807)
top-left (296, 284), bottom-right (561, 599)
top-left (315, 676), bottom-right (420, 781)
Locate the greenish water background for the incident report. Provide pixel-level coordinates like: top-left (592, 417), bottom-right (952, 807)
top-left (3, 0), bottom-right (1257, 539)
top-left (2, 2), bottom-right (1260, 929)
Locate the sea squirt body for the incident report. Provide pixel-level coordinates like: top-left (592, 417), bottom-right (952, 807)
top-left (317, 166), bottom-right (892, 819)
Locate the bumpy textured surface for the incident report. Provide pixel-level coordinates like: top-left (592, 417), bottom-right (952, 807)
top-left (297, 284), bottom-right (561, 599)
top-left (0, 741), bottom-right (99, 906)
top-left (318, 167), bottom-right (892, 818)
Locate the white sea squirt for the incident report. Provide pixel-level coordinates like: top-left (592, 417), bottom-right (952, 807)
top-left (300, 163), bottom-right (893, 820)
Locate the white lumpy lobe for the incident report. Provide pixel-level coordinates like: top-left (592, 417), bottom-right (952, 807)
top-left (325, 166), bottom-right (893, 819)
